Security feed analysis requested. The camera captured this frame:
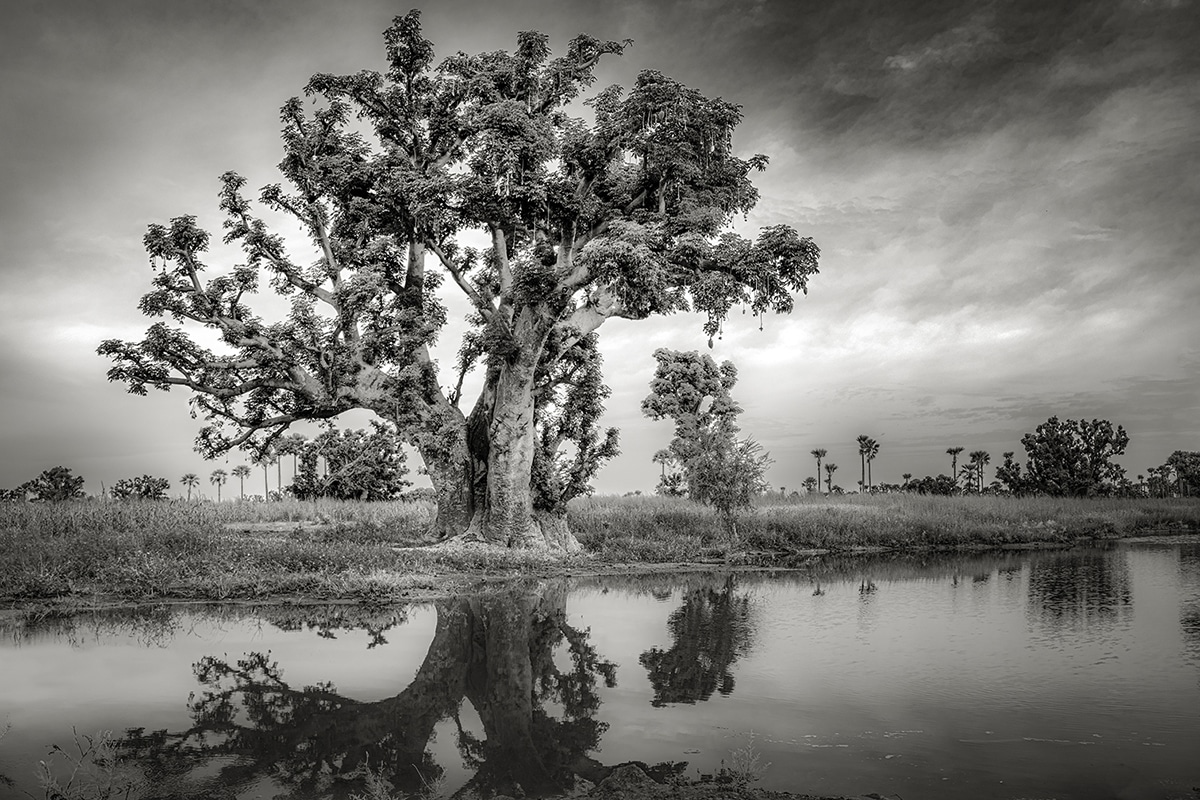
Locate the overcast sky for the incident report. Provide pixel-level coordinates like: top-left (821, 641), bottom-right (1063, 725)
top-left (2, 0), bottom-right (1197, 496)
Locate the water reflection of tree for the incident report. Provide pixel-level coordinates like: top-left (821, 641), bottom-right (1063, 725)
top-left (639, 576), bottom-right (754, 706)
top-left (1026, 549), bottom-right (1131, 630)
top-left (116, 585), bottom-right (616, 798)
top-left (1179, 543), bottom-right (1200, 666)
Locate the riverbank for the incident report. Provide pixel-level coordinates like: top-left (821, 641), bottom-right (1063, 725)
top-left (2, 494), bottom-right (1198, 610)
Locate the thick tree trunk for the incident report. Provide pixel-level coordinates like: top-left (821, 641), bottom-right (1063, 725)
top-left (481, 358), bottom-right (583, 551)
top-left (400, 304), bottom-right (582, 550)
top-left (485, 358), bottom-right (540, 545)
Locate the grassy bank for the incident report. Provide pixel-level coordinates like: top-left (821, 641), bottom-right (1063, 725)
top-left (571, 493), bottom-right (1200, 560)
top-left (2, 494), bottom-right (1198, 605)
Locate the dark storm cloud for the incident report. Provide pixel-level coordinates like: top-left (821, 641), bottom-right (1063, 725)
top-left (609, 0), bottom-right (1200, 148)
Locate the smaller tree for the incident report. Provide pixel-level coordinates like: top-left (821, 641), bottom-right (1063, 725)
top-left (824, 463), bottom-right (838, 494)
top-left (856, 435), bottom-right (871, 493)
top-left (866, 437), bottom-right (880, 491)
top-left (20, 466), bottom-right (86, 502)
top-left (209, 469), bottom-right (228, 502)
top-left (1016, 417), bottom-right (1130, 497)
top-left (652, 449), bottom-right (686, 497)
top-left (1145, 464), bottom-right (1174, 498)
top-left (111, 475), bottom-right (171, 500)
top-left (180, 473), bottom-right (199, 501)
top-left (231, 465), bottom-right (252, 500)
top-left (909, 474), bottom-right (958, 495)
top-left (802, 476), bottom-right (818, 493)
top-left (1164, 450), bottom-right (1200, 497)
top-left (691, 436), bottom-right (772, 533)
top-left (968, 450), bottom-right (990, 493)
top-left (810, 448), bottom-right (826, 494)
top-left (946, 447), bottom-right (964, 492)
top-left (643, 349), bottom-right (770, 535)
top-left (251, 449), bottom-right (275, 501)
top-left (958, 462), bottom-right (978, 494)
top-left (277, 433), bottom-right (309, 486)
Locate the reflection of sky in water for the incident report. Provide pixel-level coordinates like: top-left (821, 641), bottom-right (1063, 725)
top-left (1, 537), bottom-right (1199, 800)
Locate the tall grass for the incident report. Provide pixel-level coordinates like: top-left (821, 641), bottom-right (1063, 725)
top-left (2, 494), bottom-right (1196, 604)
top-left (568, 493), bottom-right (1200, 561)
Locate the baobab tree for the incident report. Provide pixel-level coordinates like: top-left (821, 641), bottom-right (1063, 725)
top-left (946, 447), bottom-right (965, 492)
top-left (180, 473), bottom-right (199, 501)
top-left (810, 448), bottom-right (826, 494)
top-left (824, 463), bottom-right (838, 494)
top-left (231, 465), bottom-right (252, 500)
top-left (209, 469), bottom-right (228, 502)
top-left (98, 12), bottom-right (820, 550)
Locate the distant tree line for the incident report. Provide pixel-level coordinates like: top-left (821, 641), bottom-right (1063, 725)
top-left (3, 416), bottom-right (1196, 504)
top-left (801, 416), bottom-right (1198, 499)
top-left (0, 424), bottom-right (415, 503)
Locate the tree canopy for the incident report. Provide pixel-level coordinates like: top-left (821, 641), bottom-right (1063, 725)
top-left (997, 416), bottom-right (1130, 497)
top-left (11, 466), bottom-right (86, 502)
top-left (111, 475), bottom-right (171, 501)
top-left (98, 12), bottom-right (819, 547)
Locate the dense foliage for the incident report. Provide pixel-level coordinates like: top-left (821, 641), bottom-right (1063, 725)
top-left (4, 466), bottom-right (86, 502)
top-left (997, 417), bottom-right (1130, 497)
top-left (110, 474), bottom-right (171, 500)
top-left (642, 349), bottom-right (771, 529)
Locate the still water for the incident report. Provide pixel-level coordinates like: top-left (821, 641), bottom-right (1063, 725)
top-left (2, 536), bottom-right (1198, 799)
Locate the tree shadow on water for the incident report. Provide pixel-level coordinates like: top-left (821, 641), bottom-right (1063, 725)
top-left (638, 575), bottom-right (755, 707)
top-left (112, 585), bottom-right (617, 799)
top-left (1026, 549), bottom-right (1132, 633)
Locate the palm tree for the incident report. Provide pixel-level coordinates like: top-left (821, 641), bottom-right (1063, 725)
top-left (209, 469), bottom-right (228, 503)
top-left (856, 435), bottom-right (871, 493)
top-left (946, 447), bottom-right (964, 491)
top-left (902, 472), bottom-right (912, 490)
top-left (969, 450), bottom-right (990, 492)
top-left (810, 448), bottom-right (827, 493)
top-left (866, 437), bottom-right (880, 491)
top-left (180, 473), bottom-right (199, 501)
top-left (824, 463), bottom-right (838, 494)
top-left (959, 462), bottom-right (977, 493)
top-left (252, 449), bottom-right (274, 500)
top-left (231, 465), bottom-right (252, 500)
top-left (279, 432), bottom-right (308, 488)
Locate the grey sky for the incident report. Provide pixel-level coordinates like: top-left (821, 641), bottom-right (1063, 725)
top-left (1, 0), bottom-right (1197, 494)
